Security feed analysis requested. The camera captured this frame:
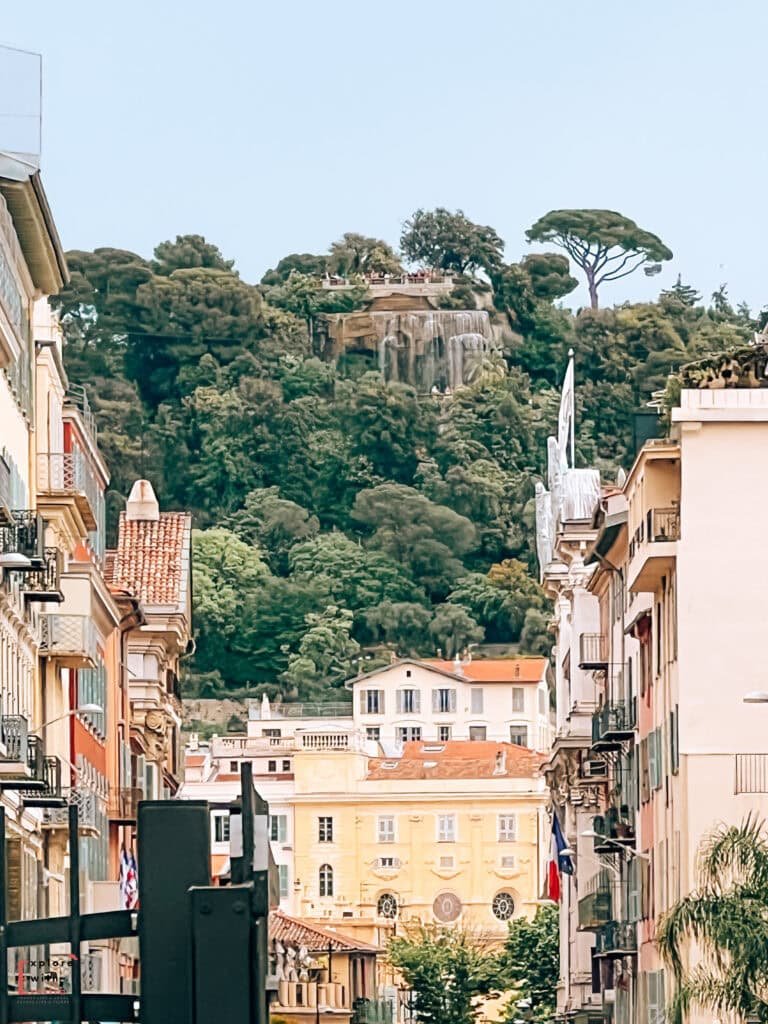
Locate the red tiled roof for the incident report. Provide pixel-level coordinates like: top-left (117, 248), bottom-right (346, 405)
top-left (185, 755), bottom-right (206, 767)
top-left (270, 910), bottom-right (379, 953)
top-left (425, 657), bottom-right (547, 683)
top-left (108, 510), bottom-right (191, 607)
top-left (366, 741), bottom-right (544, 781)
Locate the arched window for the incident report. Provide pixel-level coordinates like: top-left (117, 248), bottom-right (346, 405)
top-left (377, 892), bottom-right (398, 919)
top-left (319, 864), bottom-right (334, 897)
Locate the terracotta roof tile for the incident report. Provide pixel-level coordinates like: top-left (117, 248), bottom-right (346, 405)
top-left (366, 740), bottom-right (544, 781)
top-left (425, 657), bottom-right (547, 683)
top-left (108, 510), bottom-right (191, 607)
top-left (270, 910), bottom-right (379, 953)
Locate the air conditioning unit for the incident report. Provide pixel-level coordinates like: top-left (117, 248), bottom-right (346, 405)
top-left (582, 759), bottom-right (608, 779)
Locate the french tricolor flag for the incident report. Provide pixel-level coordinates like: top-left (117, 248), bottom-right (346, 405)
top-left (548, 813), bottom-right (574, 902)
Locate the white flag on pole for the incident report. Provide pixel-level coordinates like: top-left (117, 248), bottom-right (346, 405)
top-left (557, 351), bottom-right (575, 469)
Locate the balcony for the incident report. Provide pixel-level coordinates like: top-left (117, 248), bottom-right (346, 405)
top-left (627, 507), bottom-right (679, 593)
top-left (21, 547), bottom-right (63, 603)
top-left (577, 881), bottom-right (612, 931)
top-left (594, 920), bottom-right (637, 958)
top-left (0, 510), bottom-right (43, 563)
top-left (592, 808), bottom-right (636, 854)
top-left (36, 452), bottom-right (99, 531)
top-left (579, 633), bottom-right (608, 670)
top-left (249, 701), bottom-right (354, 720)
top-left (108, 786), bottom-right (144, 824)
top-left (43, 788), bottom-right (101, 837)
top-left (591, 700), bottom-right (636, 751)
top-left (0, 726), bottom-right (48, 791)
top-left (39, 614), bottom-right (99, 668)
top-left (21, 752), bottom-right (66, 808)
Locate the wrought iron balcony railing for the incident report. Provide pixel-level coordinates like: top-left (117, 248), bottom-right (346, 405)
top-left (579, 633), bottom-right (609, 670)
top-left (592, 806), bottom-right (636, 853)
top-left (591, 699), bottom-right (636, 750)
top-left (108, 786), bottom-right (144, 824)
top-left (629, 507), bottom-right (680, 558)
top-left (20, 752), bottom-right (65, 807)
top-left (0, 726), bottom-right (48, 792)
top-left (36, 452), bottom-right (100, 531)
top-left (39, 614), bottom-right (99, 668)
top-left (577, 885), bottom-right (612, 930)
top-left (595, 920), bottom-right (637, 958)
top-left (21, 547), bottom-right (63, 603)
top-left (43, 788), bottom-right (101, 836)
top-left (0, 510), bottom-right (43, 562)
top-left (0, 715), bottom-right (28, 765)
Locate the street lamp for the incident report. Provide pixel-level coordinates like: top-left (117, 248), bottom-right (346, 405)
top-left (35, 705), bottom-right (103, 731)
top-left (580, 829), bottom-right (650, 859)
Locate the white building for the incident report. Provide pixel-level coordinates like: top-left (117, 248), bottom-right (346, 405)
top-left (346, 657), bottom-right (553, 752)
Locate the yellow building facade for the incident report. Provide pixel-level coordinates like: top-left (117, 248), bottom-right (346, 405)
top-left (291, 738), bottom-right (547, 950)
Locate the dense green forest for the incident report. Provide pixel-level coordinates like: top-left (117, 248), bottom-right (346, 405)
top-left (53, 209), bottom-right (758, 700)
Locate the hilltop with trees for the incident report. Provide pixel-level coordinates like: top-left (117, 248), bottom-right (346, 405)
top-left (53, 210), bottom-right (759, 699)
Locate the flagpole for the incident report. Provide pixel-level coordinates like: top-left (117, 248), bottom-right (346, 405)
top-left (568, 348), bottom-right (575, 469)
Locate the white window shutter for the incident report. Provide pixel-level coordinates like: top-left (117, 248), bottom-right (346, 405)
top-left (432, 690), bottom-right (439, 712)
top-left (359, 689), bottom-right (366, 714)
top-left (449, 690), bottom-right (457, 712)
top-left (396, 691), bottom-right (403, 714)
top-left (413, 690), bottom-right (421, 714)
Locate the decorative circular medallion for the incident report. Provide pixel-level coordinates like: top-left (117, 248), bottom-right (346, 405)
top-left (432, 891), bottom-right (462, 923)
top-left (492, 891), bottom-right (516, 921)
top-left (377, 892), bottom-right (399, 919)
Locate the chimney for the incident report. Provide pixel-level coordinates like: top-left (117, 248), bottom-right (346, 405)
top-left (126, 479), bottom-right (160, 522)
top-left (453, 653), bottom-right (463, 675)
top-left (493, 750), bottom-right (507, 775)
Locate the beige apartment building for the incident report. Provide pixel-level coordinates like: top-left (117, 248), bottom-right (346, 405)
top-left (539, 352), bottom-right (768, 1024)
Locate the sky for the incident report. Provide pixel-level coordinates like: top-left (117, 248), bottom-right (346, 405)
top-left (2, 0), bottom-right (767, 311)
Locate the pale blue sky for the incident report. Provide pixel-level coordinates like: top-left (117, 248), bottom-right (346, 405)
top-left (2, 0), bottom-right (767, 311)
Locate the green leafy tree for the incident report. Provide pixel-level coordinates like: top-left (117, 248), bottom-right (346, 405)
top-left (428, 603), bottom-right (483, 658)
top-left (152, 234), bottom-right (235, 275)
top-left (519, 607), bottom-right (551, 657)
top-left (260, 252), bottom-right (329, 286)
top-left (658, 817), bottom-right (768, 1023)
top-left (265, 271), bottom-right (367, 338)
top-left (526, 209), bottom-right (673, 309)
top-left (338, 374), bottom-right (438, 485)
top-left (361, 601), bottom-right (434, 656)
top-left (289, 533), bottom-right (424, 614)
top-left (500, 905), bottom-right (559, 1024)
top-left (449, 560), bottom-right (547, 643)
top-left (327, 233), bottom-right (401, 276)
top-left (401, 208), bottom-right (505, 276)
top-left (388, 924), bottom-right (504, 1024)
top-left (224, 488), bottom-right (320, 574)
top-left (352, 484), bottom-right (476, 599)
top-left (282, 605), bottom-right (361, 699)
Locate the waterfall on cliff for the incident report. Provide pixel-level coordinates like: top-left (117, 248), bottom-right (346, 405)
top-left (370, 309), bottom-right (496, 391)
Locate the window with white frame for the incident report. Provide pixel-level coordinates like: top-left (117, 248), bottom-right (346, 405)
top-left (438, 814), bottom-right (456, 842)
top-left (433, 689), bottom-right (457, 714)
top-left (278, 864), bottom-right (289, 898)
top-left (377, 815), bottom-right (395, 843)
top-left (366, 727), bottom-right (381, 741)
top-left (509, 725), bottom-right (528, 747)
top-left (319, 863), bottom-right (333, 897)
top-left (397, 689), bottom-right (421, 714)
top-left (213, 813), bottom-right (230, 844)
top-left (318, 816), bottom-right (334, 843)
top-left (397, 726), bottom-right (422, 743)
top-left (512, 687), bottom-right (525, 713)
top-left (498, 814), bottom-right (517, 842)
top-left (360, 689), bottom-right (384, 715)
top-left (470, 688), bottom-right (484, 714)
top-left (270, 814), bottom-right (288, 843)
top-left (438, 725), bottom-right (452, 741)
top-left (469, 726), bottom-right (486, 741)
